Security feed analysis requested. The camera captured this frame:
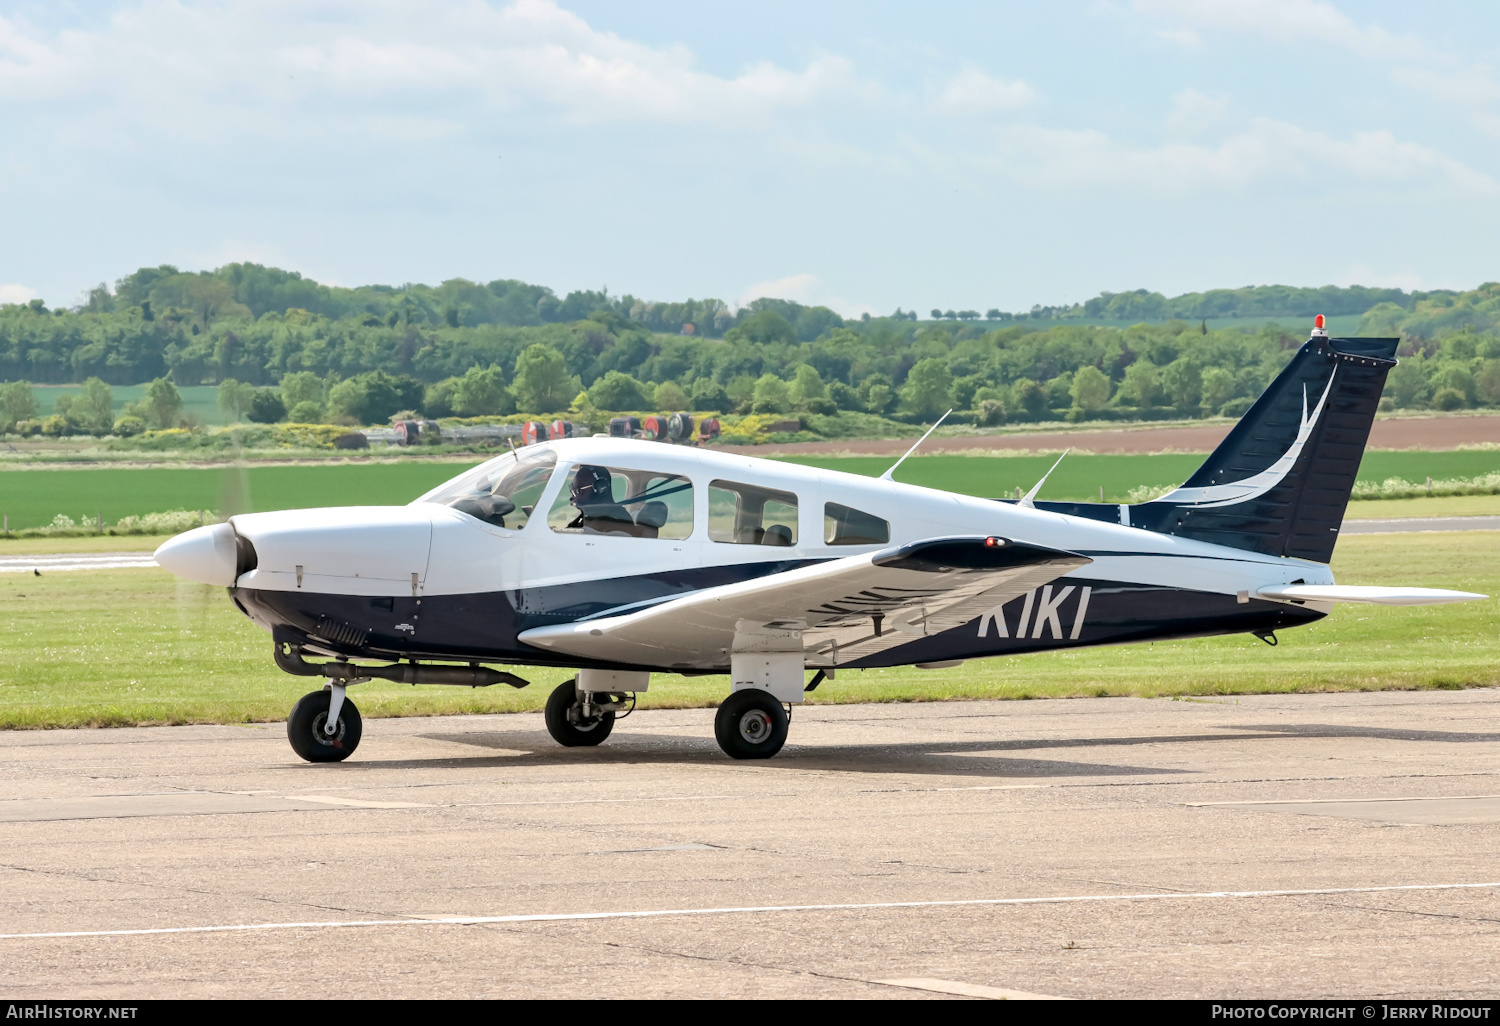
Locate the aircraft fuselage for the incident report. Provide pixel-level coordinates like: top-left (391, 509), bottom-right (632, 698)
top-left (226, 438), bottom-right (1329, 671)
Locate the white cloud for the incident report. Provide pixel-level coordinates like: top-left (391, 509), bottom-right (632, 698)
top-left (1135, 0), bottom-right (1500, 147)
top-left (1165, 88), bottom-right (1228, 136)
top-left (972, 117), bottom-right (1497, 196)
top-left (1391, 66), bottom-right (1500, 108)
top-left (738, 273), bottom-right (872, 318)
top-left (1133, 0), bottom-right (1415, 59)
top-left (1334, 267), bottom-right (1433, 292)
top-left (0, 0), bottom-right (870, 140)
top-left (1156, 27), bottom-right (1202, 47)
top-left (0, 283), bottom-right (38, 305)
top-left (935, 68), bottom-right (1035, 115)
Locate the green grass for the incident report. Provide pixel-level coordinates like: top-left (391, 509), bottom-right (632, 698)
top-left (31, 383), bottom-right (226, 426)
top-left (1343, 494), bottom-right (1500, 518)
top-left (778, 450), bottom-right (1500, 503)
top-left (0, 532), bottom-right (1494, 730)
top-left (3, 450), bottom-right (1499, 530)
top-left (0, 494), bottom-right (1494, 553)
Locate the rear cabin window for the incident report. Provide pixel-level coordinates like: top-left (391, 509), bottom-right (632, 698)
top-left (708, 480), bottom-right (798, 546)
top-left (547, 464), bottom-right (694, 540)
top-left (824, 502), bottom-right (890, 545)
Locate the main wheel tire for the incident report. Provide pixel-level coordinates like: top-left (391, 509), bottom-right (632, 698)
top-left (714, 690), bottom-right (789, 760)
top-left (544, 679), bottom-right (615, 747)
top-left (287, 690), bottom-right (362, 763)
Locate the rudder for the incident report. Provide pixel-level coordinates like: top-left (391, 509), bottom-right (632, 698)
top-left (1129, 333), bottom-right (1398, 563)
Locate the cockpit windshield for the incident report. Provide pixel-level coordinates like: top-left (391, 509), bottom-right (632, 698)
top-left (413, 447), bottom-right (558, 529)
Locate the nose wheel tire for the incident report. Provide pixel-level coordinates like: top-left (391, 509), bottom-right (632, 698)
top-left (287, 690), bottom-right (362, 763)
top-left (544, 679), bottom-right (616, 747)
top-left (714, 690), bottom-right (789, 760)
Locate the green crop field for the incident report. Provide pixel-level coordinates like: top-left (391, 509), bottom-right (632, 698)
top-left (4, 448), bottom-right (1499, 530)
top-left (31, 383), bottom-right (226, 426)
top-left (0, 462), bottom-right (479, 529)
top-left (779, 450), bottom-right (1500, 502)
top-left (0, 532), bottom-right (1493, 730)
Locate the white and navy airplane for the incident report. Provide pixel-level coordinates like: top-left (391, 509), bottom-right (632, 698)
top-left (155, 323), bottom-right (1485, 762)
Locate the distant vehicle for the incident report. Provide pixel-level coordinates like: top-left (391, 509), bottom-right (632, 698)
top-left (640, 414), bottom-right (667, 441)
top-left (392, 420), bottom-right (438, 446)
top-left (157, 322), bottom-right (1485, 763)
top-left (666, 412), bottom-right (694, 443)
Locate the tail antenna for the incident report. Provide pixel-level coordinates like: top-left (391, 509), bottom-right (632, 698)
top-left (880, 409), bottom-right (952, 481)
top-left (1018, 449), bottom-right (1069, 509)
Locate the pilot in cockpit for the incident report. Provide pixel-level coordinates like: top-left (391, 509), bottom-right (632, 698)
top-left (566, 465), bottom-right (615, 530)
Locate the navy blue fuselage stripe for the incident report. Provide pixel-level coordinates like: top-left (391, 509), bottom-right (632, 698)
top-left (233, 568), bottom-right (1323, 673)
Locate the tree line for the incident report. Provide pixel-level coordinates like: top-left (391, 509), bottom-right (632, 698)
top-left (2, 266), bottom-right (1498, 435)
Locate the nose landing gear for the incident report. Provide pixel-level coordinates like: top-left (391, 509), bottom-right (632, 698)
top-left (543, 679), bottom-right (620, 747)
top-left (288, 687), bottom-right (363, 762)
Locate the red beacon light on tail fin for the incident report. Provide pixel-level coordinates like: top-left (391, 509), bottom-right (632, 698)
top-left (1311, 314), bottom-right (1329, 337)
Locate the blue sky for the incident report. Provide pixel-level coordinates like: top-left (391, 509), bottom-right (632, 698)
top-left (1, 0), bottom-right (1497, 315)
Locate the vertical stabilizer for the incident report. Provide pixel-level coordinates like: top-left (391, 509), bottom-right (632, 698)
top-left (1128, 334), bottom-right (1398, 562)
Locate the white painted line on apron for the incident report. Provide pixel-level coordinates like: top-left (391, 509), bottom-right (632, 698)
top-left (4, 881), bottom-right (1499, 941)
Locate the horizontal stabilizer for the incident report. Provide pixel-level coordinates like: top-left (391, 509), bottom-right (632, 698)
top-left (1256, 584), bottom-right (1487, 606)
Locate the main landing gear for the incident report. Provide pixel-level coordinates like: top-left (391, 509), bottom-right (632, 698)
top-left (288, 684), bottom-right (363, 762)
top-left (538, 665), bottom-right (800, 760)
top-left (714, 689), bottom-right (789, 760)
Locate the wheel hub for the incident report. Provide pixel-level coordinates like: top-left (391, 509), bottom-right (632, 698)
top-left (738, 709), bottom-right (772, 744)
top-left (567, 704), bottom-right (603, 731)
top-left (310, 712), bottom-right (344, 745)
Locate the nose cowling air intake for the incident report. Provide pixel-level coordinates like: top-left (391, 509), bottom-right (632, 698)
top-left (154, 522), bottom-right (257, 587)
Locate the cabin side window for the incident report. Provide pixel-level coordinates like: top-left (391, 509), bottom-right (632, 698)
top-left (708, 480), bottom-right (798, 546)
top-left (546, 464), bottom-right (694, 540)
top-left (824, 502), bottom-right (890, 545)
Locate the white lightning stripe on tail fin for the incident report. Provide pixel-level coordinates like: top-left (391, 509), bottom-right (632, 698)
top-left (1155, 373), bottom-right (1336, 509)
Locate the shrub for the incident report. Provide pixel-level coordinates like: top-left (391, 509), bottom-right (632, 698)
top-left (751, 374), bottom-right (792, 414)
top-left (653, 381), bottom-right (689, 411)
top-left (826, 381), bottom-right (863, 412)
top-left (247, 389), bottom-right (287, 423)
top-left (1432, 387), bottom-right (1467, 411)
top-left (287, 400), bottom-right (324, 423)
top-left (589, 370), bottom-right (650, 412)
top-left (689, 378), bottom-right (731, 413)
top-left (112, 415), bottom-right (146, 436)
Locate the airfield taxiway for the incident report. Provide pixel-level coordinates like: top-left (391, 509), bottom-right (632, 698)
top-left (3, 689), bottom-right (1500, 999)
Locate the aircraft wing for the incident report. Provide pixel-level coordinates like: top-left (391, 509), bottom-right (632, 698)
top-left (518, 535), bottom-right (1090, 669)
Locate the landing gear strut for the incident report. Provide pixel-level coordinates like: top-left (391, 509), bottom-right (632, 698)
top-left (544, 679), bottom-right (618, 747)
top-left (287, 686), bottom-right (363, 762)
